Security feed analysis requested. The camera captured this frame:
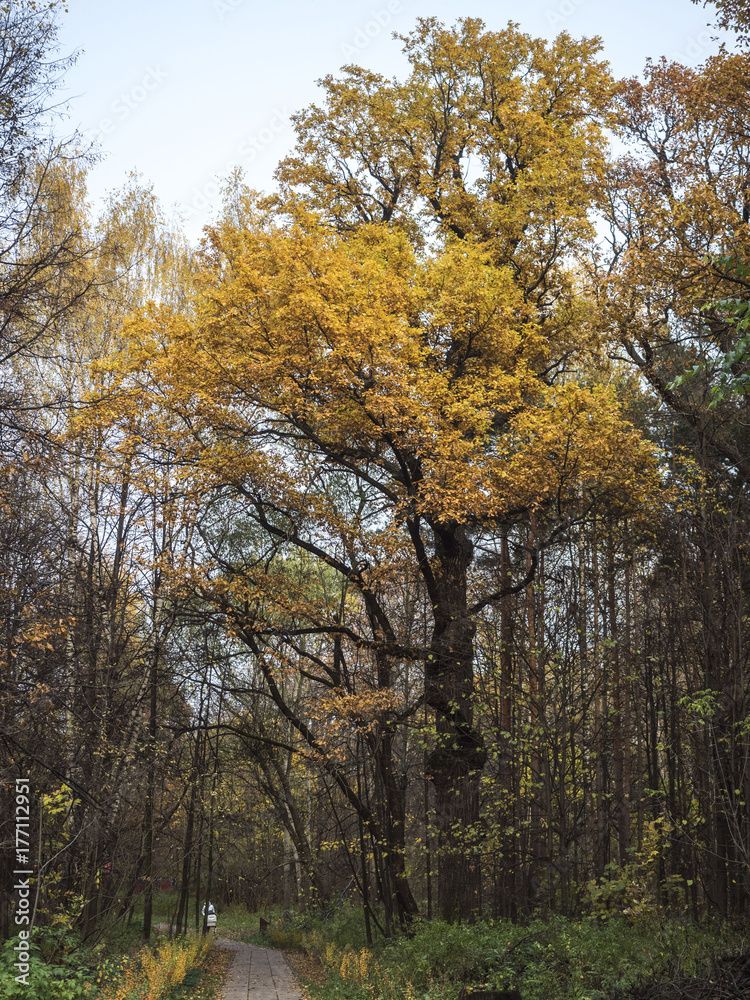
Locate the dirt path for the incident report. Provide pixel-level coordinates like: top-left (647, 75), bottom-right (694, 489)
top-left (217, 939), bottom-right (303, 1000)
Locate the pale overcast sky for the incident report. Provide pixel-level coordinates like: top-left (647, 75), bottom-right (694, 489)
top-left (55, 0), bottom-right (729, 241)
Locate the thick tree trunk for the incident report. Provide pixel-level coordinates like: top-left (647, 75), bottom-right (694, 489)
top-left (425, 523), bottom-right (486, 921)
top-left (497, 529), bottom-right (516, 918)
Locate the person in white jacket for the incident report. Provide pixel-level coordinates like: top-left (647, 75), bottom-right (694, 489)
top-left (202, 902), bottom-right (218, 936)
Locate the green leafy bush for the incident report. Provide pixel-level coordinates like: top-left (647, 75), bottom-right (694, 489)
top-left (0, 936), bottom-right (90, 1000)
top-left (282, 906), bottom-right (748, 1000)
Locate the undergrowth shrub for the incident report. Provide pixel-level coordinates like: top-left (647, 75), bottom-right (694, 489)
top-left (0, 934), bottom-right (90, 1000)
top-left (269, 906), bottom-right (377, 954)
top-left (91, 935), bottom-right (211, 1000)
top-left (277, 906), bottom-right (748, 1000)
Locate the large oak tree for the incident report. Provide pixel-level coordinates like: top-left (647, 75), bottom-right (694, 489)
top-left (111, 19), bottom-right (659, 921)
